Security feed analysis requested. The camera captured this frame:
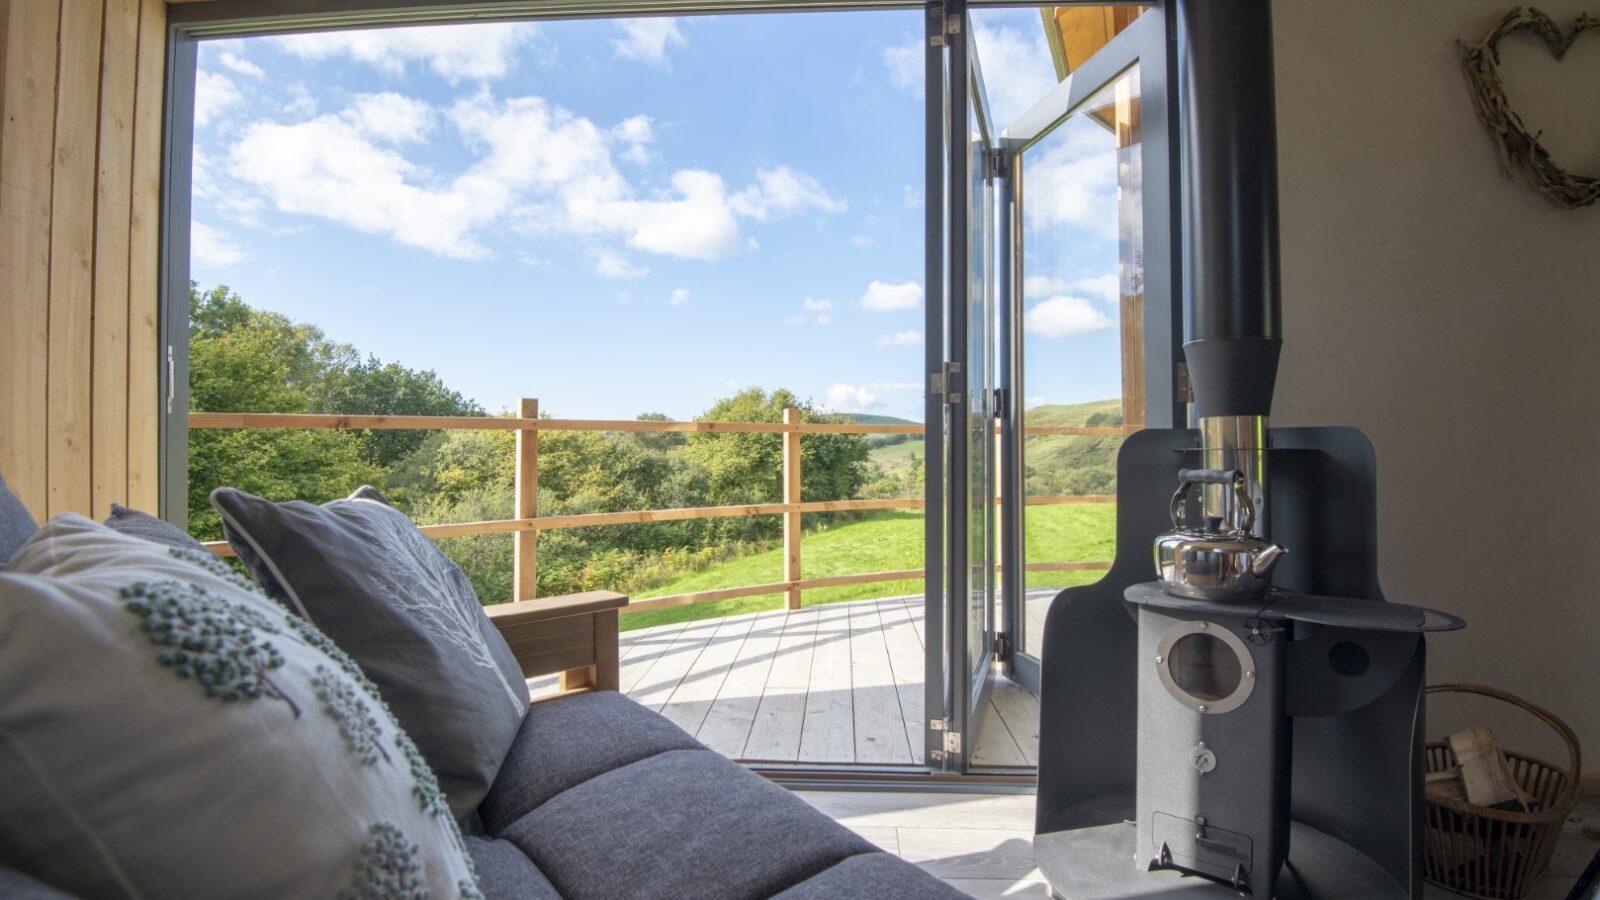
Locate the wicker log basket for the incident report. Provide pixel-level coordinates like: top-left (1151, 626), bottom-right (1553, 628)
top-left (1423, 683), bottom-right (1582, 900)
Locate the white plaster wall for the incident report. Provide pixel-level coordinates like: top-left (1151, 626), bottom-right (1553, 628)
top-left (1271, 0), bottom-right (1600, 766)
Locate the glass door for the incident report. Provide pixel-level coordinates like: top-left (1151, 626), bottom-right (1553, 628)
top-left (1000, 10), bottom-right (1173, 694)
top-left (924, 0), bottom-right (1000, 772)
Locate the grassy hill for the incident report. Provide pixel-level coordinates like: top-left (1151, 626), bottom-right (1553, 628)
top-left (621, 504), bottom-right (1117, 631)
top-left (865, 399), bottom-right (1125, 498)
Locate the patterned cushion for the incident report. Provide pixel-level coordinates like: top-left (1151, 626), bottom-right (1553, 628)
top-left (0, 515), bottom-right (482, 899)
top-left (211, 485), bottom-right (528, 821)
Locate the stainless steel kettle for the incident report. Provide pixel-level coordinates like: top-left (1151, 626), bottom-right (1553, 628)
top-left (1154, 468), bottom-right (1287, 602)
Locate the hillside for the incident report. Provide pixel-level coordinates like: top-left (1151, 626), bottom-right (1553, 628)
top-left (866, 398), bottom-right (1125, 497)
top-left (623, 504), bottom-right (1117, 631)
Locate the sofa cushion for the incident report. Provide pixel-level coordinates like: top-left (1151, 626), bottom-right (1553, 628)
top-left (103, 503), bottom-right (210, 555)
top-left (0, 472), bottom-right (37, 567)
top-left (0, 515), bottom-right (480, 899)
top-left (0, 864), bottom-right (76, 899)
top-left (770, 851), bottom-right (972, 899)
top-left (479, 691), bottom-right (704, 833)
top-left (463, 837), bottom-right (561, 900)
top-left (212, 485), bottom-right (528, 821)
top-left (501, 748), bottom-right (872, 900)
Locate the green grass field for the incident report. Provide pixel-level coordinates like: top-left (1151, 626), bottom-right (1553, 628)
top-left (620, 504), bottom-right (1118, 631)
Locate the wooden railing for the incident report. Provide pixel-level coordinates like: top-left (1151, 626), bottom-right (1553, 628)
top-left (190, 400), bottom-right (1121, 614)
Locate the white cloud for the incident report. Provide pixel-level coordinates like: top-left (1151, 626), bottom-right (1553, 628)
top-left (343, 92), bottom-right (434, 143)
top-left (230, 112), bottom-right (491, 259)
top-left (825, 381), bottom-right (919, 411)
top-left (224, 88), bottom-right (831, 264)
top-left (850, 234), bottom-right (874, 248)
top-left (611, 18), bottom-right (687, 67)
top-left (827, 383), bottom-right (878, 410)
top-left (970, 21), bottom-right (1057, 132)
top-left (1073, 273), bottom-right (1121, 305)
top-left (670, 287), bottom-right (691, 306)
top-left (191, 222), bottom-right (244, 268)
top-left (729, 166), bottom-right (846, 221)
top-left (1024, 295), bottom-right (1113, 338)
top-left (218, 51), bottom-right (264, 78)
top-left (885, 21), bottom-right (1057, 132)
top-left (1021, 121), bottom-right (1119, 239)
top-left (611, 114), bottom-right (654, 164)
top-left (903, 185), bottom-right (923, 209)
top-left (786, 298), bottom-right (831, 327)
top-left (814, 312), bottom-right (831, 326)
top-left (273, 23), bottom-right (540, 82)
top-left (194, 71), bottom-right (241, 127)
top-left (883, 39), bottom-right (921, 95)
top-left (593, 249), bottom-right (649, 279)
top-left (803, 298), bottom-right (832, 312)
top-left (860, 279), bottom-right (922, 312)
top-left (876, 329), bottom-right (921, 347)
top-left (1024, 274), bottom-right (1068, 298)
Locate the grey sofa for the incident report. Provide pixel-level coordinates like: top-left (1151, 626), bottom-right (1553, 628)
top-left (0, 477), bottom-right (967, 899)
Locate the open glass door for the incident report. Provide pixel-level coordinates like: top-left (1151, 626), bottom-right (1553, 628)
top-left (924, 0), bottom-right (1000, 772)
top-left (1000, 9), bottom-right (1175, 694)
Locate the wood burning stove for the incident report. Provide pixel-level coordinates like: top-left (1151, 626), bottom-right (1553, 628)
top-left (1031, 0), bottom-right (1465, 896)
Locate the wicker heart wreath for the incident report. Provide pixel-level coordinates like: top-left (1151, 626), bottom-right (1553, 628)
top-left (1460, 7), bottom-right (1600, 209)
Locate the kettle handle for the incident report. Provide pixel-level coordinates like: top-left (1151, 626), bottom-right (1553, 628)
top-left (1170, 469), bottom-right (1256, 532)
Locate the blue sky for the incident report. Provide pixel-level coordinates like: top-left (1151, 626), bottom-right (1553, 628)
top-left (190, 10), bottom-right (1128, 421)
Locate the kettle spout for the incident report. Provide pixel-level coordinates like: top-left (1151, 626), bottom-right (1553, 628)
top-left (1251, 545), bottom-right (1288, 579)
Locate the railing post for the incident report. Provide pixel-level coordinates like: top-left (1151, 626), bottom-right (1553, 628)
top-left (514, 398), bottom-right (538, 603)
top-left (783, 407), bottom-right (802, 611)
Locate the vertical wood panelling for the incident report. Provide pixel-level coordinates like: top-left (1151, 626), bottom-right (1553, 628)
top-left (1, 0), bottom-right (166, 518)
top-left (0, 0), bottom-right (62, 517)
top-left (45, 0), bottom-right (106, 517)
top-left (127, 0), bottom-right (167, 513)
top-left (92, 0), bottom-right (140, 516)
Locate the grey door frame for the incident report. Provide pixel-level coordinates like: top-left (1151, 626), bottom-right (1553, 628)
top-left (999, 7), bottom-right (1184, 695)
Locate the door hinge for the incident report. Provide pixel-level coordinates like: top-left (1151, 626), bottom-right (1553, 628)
top-left (1176, 361), bottom-right (1194, 404)
top-left (929, 718), bottom-right (962, 768)
top-left (995, 633), bottom-right (1011, 659)
top-left (992, 387), bottom-right (1007, 420)
top-left (931, 362), bottom-right (964, 406)
top-left (983, 147), bottom-right (1008, 181)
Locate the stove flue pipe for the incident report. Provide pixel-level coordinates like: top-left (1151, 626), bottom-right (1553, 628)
top-left (1175, 0), bottom-right (1283, 536)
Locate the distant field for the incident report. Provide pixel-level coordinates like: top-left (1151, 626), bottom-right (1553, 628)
top-left (621, 504), bottom-right (1117, 631)
top-left (864, 398), bottom-right (1124, 477)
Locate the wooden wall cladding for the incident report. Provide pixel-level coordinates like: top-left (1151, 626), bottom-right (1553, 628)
top-left (0, 0), bottom-right (166, 520)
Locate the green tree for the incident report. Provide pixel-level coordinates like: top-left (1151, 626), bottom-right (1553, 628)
top-left (685, 388), bottom-right (869, 541)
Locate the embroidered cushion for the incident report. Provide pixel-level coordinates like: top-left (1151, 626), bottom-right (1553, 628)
top-left (0, 515), bottom-right (482, 899)
top-left (211, 486), bottom-right (527, 822)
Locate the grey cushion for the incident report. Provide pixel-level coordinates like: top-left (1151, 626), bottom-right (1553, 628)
top-left (0, 472), bottom-right (37, 568)
top-left (501, 748), bottom-right (873, 900)
top-left (771, 852), bottom-right (972, 899)
top-left (463, 837), bottom-right (561, 900)
top-left (480, 691), bottom-right (703, 833)
top-left (0, 515), bottom-right (480, 898)
top-left (103, 503), bottom-right (210, 555)
top-left (212, 485), bottom-right (528, 821)
top-left (0, 864), bottom-right (77, 899)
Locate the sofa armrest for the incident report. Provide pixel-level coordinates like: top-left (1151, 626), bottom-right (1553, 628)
top-left (486, 590), bottom-right (628, 695)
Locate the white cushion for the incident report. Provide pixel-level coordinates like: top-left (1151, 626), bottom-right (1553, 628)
top-left (0, 515), bottom-right (482, 899)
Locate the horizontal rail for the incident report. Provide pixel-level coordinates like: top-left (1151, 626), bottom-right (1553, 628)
top-left (187, 411), bottom-right (1129, 438)
top-left (198, 495), bottom-right (1121, 557)
top-left (623, 562), bottom-right (1109, 614)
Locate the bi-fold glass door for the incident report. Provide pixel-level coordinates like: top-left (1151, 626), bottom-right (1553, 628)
top-left (925, 2), bottom-right (1177, 771)
top-left (923, 0), bottom-right (1000, 773)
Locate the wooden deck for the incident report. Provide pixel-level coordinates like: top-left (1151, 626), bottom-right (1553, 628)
top-left (535, 595), bottom-right (1041, 767)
